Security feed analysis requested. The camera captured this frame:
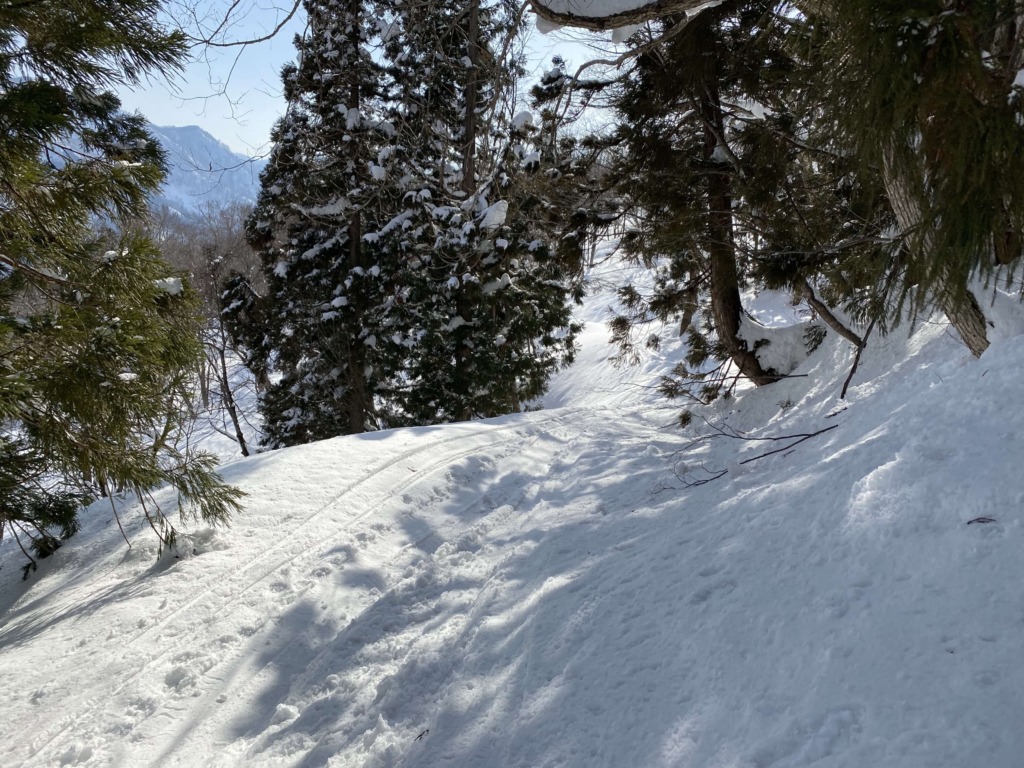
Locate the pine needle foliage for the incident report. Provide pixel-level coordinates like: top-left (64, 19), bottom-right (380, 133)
top-left (238, 0), bottom-right (403, 448)
top-left (815, 0), bottom-right (1024, 318)
top-left (0, 0), bottom-right (242, 575)
top-left (234, 0), bottom-right (583, 441)
top-left (379, 0), bottom-right (584, 423)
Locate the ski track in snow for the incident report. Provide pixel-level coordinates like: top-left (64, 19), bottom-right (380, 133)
top-left (3, 266), bottom-right (1024, 767)
top-left (0, 408), bottom-right (606, 765)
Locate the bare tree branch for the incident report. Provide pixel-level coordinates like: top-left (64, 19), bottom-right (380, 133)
top-left (800, 280), bottom-right (864, 349)
top-left (672, 418), bottom-right (840, 487)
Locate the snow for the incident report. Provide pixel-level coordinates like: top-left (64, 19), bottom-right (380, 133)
top-left (533, 0), bottom-right (724, 24)
top-left (4, 257), bottom-right (1024, 767)
top-left (146, 125), bottom-right (265, 213)
top-left (611, 23), bottom-right (641, 42)
top-left (481, 273), bottom-right (512, 295)
top-left (538, 0), bottom-right (658, 17)
top-left (302, 198), bottom-right (348, 217)
top-left (152, 277), bottom-right (183, 296)
top-left (511, 110), bottom-right (534, 131)
top-left (534, 15), bottom-right (564, 34)
top-left (444, 314), bottom-right (467, 331)
top-left (737, 313), bottom-right (822, 375)
top-left (520, 150), bottom-right (541, 168)
top-left (478, 200), bottom-right (508, 230)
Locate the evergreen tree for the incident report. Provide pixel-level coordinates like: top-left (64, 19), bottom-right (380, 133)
top-left (544, 2), bottom-right (890, 401)
top-left (813, 0), bottom-right (1024, 356)
top-left (238, 0), bottom-right (406, 447)
top-left (235, 0), bottom-right (583, 440)
top-left (378, 0), bottom-right (583, 423)
top-left (565, 3), bottom-right (792, 398)
top-left (0, 0), bottom-right (242, 572)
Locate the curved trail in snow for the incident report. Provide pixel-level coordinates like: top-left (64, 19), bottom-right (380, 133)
top-left (8, 280), bottom-right (1024, 768)
top-left (2, 404), bottom-right (645, 768)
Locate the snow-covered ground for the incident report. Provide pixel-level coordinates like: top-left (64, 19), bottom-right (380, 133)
top-left (3, 261), bottom-right (1024, 768)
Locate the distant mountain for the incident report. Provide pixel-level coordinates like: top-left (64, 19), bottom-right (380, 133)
top-left (148, 124), bottom-right (268, 213)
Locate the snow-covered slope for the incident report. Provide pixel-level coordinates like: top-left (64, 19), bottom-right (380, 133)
top-left (148, 124), bottom-right (266, 213)
top-left (2, 264), bottom-right (1024, 767)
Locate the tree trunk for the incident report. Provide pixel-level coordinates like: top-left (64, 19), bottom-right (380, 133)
top-left (693, 14), bottom-right (778, 386)
top-left (461, 0), bottom-right (480, 196)
top-left (198, 352), bottom-right (211, 408)
top-left (213, 326), bottom-right (250, 456)
top-left (800, 280), bottom-right (865, 349)
top-left (882, 143), bottom-right (990, 357)
top-left (344, 0), bottom-right (374, 434)
top-left (993, 2), bottom-right (1024, 266)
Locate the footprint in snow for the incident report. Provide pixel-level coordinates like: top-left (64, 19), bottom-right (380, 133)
top-left (689, 579), bottom-right (737, 605)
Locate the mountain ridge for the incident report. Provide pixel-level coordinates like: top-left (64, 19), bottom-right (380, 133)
top-left (149, 123), bottom-right (267, 213)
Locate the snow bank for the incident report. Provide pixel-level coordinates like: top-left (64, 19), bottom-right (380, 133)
top-left (3, 267), bottom-right (1024, 768)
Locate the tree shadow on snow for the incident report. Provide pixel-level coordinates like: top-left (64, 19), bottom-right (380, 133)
top-left (208, 428), bottom-right (772, 768)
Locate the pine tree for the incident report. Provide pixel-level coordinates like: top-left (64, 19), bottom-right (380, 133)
top-left (545, 2), bottom-right (889, 401)
top-left (813, 0), bottom-right (1024, 356)
top-left (567, 3), bottom-right (791, 399)
top-left (236, 0), bottom-right (584, 439)
top-left (239, 0), bottom-right (407, 447)
top-left (377, 0), bottom-right (583, 423)
top-left (0, 0), bottom-right (242, 573)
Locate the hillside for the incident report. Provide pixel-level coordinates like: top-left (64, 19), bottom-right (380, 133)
top-left (148, 124), bottom-right (266, 213)
top-left (2, 264), bottom-right (1023, 767)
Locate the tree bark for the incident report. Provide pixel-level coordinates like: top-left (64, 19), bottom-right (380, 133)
top-left (534, 0), bottom-right (996, 358)
top-left (462, 0), bottom-right (480, 195)
top-left (213, 325), bottom-right (250, 456)
top-left (344, 0), bottom-right (374, 433)
top-left (882, 143), bottom-right (990, 357)
top-left (692, 11), bottom-right (778, 385)
top-left (800, 280), bottom-right (865, 349)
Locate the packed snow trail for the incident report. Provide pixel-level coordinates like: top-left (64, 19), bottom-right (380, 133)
top-left (3, 276), bottom-right (1024, 766)
top-left (0, 405), bottom-right (657, 766)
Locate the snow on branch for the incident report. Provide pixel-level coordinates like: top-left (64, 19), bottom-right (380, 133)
top-left (529, 0), bottom-right (723, 31)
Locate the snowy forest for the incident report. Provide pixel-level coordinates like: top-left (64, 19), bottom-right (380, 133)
top-left (3, 0), bottom-right (1024, 766)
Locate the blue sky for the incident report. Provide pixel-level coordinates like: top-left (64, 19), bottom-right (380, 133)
top-left (118, 2), bottom-right (606, 157)
top-left (119, 1), bottom-right (307, 156)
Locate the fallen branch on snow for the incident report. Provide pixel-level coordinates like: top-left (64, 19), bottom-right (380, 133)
top-left (670, 418), bottom-right (839, 488)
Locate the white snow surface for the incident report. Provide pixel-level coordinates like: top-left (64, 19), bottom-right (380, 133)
top-left (611, 24), bottom-right (641, 42)
top-left (511, 111), bottom-right (535, 131)
top-left (534, 0), bottom-right (724, 23)
top-left (4, 259), bottom-right (1024, 767)
top-left (152, 277), bottom-right (183, 297)
top-left (478, 201), bottom-right (508, 231)
top-left (535, 0), bottom-right (660, 20)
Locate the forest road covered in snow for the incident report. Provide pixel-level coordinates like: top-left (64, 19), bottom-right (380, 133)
top-left (5, 304), bottom-right (1024, 768)
top-left (0, 401), bottom-right (685, 767)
